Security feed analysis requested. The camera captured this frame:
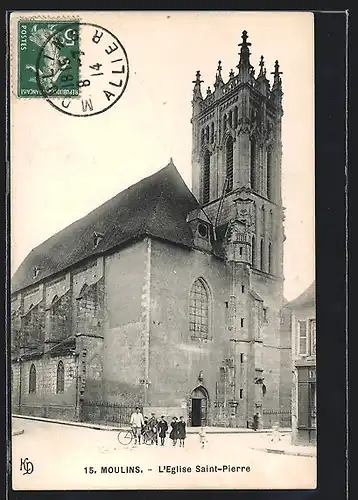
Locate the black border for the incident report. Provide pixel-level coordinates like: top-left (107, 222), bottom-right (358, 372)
top-left (4, 7), bottom-right (348, 500)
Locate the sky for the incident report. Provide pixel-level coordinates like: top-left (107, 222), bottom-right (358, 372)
top-left (10, 11), bottom-right (315, 301)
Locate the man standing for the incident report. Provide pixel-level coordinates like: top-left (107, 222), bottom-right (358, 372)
top-left (130, 407), bottom-right (144, 445)
top-left (253, 412), bottom-right (260, 431)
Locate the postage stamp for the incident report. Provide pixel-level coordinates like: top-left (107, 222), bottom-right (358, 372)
top-left (17, 20), bottom-right (80, 98)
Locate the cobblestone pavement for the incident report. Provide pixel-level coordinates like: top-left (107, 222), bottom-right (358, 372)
top-left (11, 418), bottom-right (316, 491)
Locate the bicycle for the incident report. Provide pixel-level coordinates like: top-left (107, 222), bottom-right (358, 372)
top-left (117, 427), bottom-right (154, 446)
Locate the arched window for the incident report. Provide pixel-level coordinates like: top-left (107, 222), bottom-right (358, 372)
top-left (226, 137), bottom-right (234, 193)
top-left (201, 129), bottom-right (205, 146)
top-left (260, 238), bottom-right (265, 271)
top-left (210, 123), bottom-right (215, 144)
top-left (261, 205), bottom-right (265, 231)
top-left (56, 360), bottom-right (65, 394)
top-left (250, 138), bottom-right (257, 190)
top-left (267, 148), bottom-right (273, 200)
top-left (202, 151), bottom-right (210, 204)
top-left (268, 242), bottom-right (273, 274)
top-left (29, 364), bottom-right (36, 394)
top-left (189, 278), bottom-right (210, 340)
top-left (252, 235), bottom-right (256, 268)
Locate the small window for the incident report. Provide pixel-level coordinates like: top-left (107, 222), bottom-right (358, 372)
top-left (240, 353), bottom-right (244, 363)
top-left (263, 308), bottom-right (268, 322)
top-left (93, 232), bottom-right (104, 249)
top-left (56, 360), bottom-right (65, 394)
top-left (198, 223), bottom-right (208, 238)
top-left (239, 389), bottom-right (243, 399)
top-left (241, 285), bottom-right (245, 293)
top-left (239, 247), bottom-right (243, 256)
top-left (29, 364), bottom-right (36, 394)
top-left (225, 301), bottom-right (229, 309)
top-left (240, 318), bottom-right (244, 327)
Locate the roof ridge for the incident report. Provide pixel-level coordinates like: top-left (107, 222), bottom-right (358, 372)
top-left (12, 161), bottom-right (199, 293)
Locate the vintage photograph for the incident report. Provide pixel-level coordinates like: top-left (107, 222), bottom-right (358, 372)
top-left (9, 11), bottom-right (316, 490)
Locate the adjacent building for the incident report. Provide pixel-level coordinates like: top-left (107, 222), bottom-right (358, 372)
top-left (11, 31), bottom-right (291, 428)
top-left (287, 281), bottom-right (316, 445)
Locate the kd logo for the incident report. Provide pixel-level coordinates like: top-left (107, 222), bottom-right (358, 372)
top-left (20, 457), bottom-right (34, 475)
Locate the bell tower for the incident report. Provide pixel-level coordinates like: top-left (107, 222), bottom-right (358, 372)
top-left (191, 30), bottom-right (285, 281)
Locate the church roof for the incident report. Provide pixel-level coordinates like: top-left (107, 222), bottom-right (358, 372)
top-left (11, 162), bottom-right (200, 293)
top-left (286, 281), bottom-right (315, 309)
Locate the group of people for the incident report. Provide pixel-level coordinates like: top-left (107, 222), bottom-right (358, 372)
top-left (130, 408), bottom-right (187, 447)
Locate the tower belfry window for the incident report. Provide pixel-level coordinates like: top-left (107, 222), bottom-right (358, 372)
top-left (267, 148), bottom-right (273, 200)
top-left (250, 138), bottom-right (257, 190)
top-left (203, 151), bottom-right (210, 204)
top-left (260, 238), bottom-right (265, 271)
top-left (226, 137), bottom-right (234, 193)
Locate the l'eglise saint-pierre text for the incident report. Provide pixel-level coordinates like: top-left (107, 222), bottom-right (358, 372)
top-left (158, 465), bottom-right (251, 474)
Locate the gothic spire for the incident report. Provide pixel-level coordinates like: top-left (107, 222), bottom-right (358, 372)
top-left (270, 60), bottom-right (283, 106)
top-left (192, 70), bottom-right (204, 100)
top-left (256, 55), bottom-right (270, 95)
top-left (214, 60), bottom-right (223, 88)
top-left (237, 30), bottom-right (253, 83)
top-left (271, 60), bottom-right (283, 90)
top-left (258, 55), bottom-right (265, 78)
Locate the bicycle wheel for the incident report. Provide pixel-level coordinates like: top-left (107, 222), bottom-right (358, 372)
top-left (117, 430), bottom-right (133, 446)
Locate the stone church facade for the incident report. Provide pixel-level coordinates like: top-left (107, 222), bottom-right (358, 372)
top-left (11, 31), bottom-right (291, 428)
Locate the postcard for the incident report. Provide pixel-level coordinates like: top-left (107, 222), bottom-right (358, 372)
top-left (9, 10), bottom-right (316, 491)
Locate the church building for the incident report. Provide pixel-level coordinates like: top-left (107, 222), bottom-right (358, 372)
top-left (11, 31), bottom-right (291, 428)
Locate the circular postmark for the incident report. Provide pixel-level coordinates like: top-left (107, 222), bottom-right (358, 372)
top-left (35, 22), bottom-right (129, 117)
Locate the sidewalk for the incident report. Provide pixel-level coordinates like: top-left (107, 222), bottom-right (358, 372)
top-left (12, 418), bottom-right (24, 437)
top-left (13, 414), bottom-right (291, 435)
top-left (248, 433), bottom-right (316, 457)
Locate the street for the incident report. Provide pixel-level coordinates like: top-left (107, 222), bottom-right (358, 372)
top-left (11, 418), bottom-right (316, 490)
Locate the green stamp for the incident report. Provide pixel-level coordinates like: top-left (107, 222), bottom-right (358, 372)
top-left (17, 20), bottom-right (81, 98)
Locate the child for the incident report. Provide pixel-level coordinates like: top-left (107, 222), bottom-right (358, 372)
top-left (199, 425), bottom-right (208, 449)
top-left (169, 417), bottom-right (179, 446)
top-left (177, 416), bottom-right (186, 447)
top-left (158, 416), bottom-right (168, 446)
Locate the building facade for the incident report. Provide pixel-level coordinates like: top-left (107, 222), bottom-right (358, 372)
top-left (11, 31), bottom-right (291, 428)
top-left (287, 281), bottom-right (316, 445)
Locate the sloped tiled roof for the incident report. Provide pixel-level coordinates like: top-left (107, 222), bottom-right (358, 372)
top-left (286, 281), bottom-right (315, 309)
top-left (12, 162), bottom-right (200, 293)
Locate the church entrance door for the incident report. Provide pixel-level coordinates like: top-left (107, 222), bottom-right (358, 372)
top-left (192, 398), bottom-right (201, 427)
top-left (190, 386), bottom-right (208, 427)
